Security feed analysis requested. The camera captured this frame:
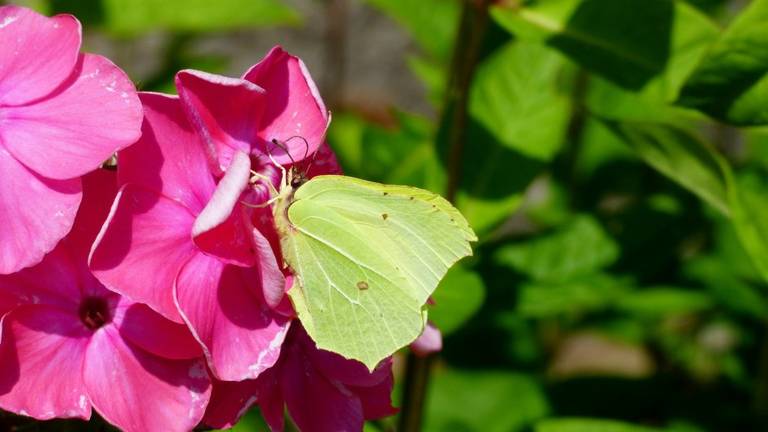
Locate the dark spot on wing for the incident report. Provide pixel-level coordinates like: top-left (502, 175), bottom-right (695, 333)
top-left (409, 196), bottom-right (414, 200)
top-left (382, 213), bottom-right (388, 220)
top-left (357, 281), bottom-right (369, 290)
top-left (383, 192), bottom-right (388, 196)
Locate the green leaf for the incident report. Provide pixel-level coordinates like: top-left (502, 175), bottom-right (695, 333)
top-left (491, 0), bottom-right (719, 96)
top-left (727, 171), bottom-right (768, 283)
top-left (276, 176), bottom-right (476, 369)
top-left (495, 215), bottom-right (619, 281)
top-left (452, 121), bottom-right (544, 236)
top-left (425, 370), bottom-right (549, 432)
top-left (407, 56), bottom-right (448, 107)
top-left (518, 273), bottom-right (631, 318)
top-left (469, 41), bottom-right (571, 161)
top-left (684, 256), bottom-right (767, 320)
top-left (617, 287), bottom-right (713, 316)
top-left (362, 0), bottom-right (460, 60)
top-left (536, 418), bottom-right (661, 432)
top-left (678, 0), bottom-right (768, 125)
top-left (327, 112), bottom-right (446, 193)
top-left (601, 121), bottom-right (730, 215)
top-left (100, 0), bottom-right (300, 35)
top-left (429, 266), bottom-right (485, 335)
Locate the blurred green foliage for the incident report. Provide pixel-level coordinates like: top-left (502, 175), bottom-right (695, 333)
top-left (11, 0), bottom-right (768, 431)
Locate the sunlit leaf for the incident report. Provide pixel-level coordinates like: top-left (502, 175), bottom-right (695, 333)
top-left (495, 215), bottom-right (619, 281)
top-left (100, 0), bottom-right (300, 35)
top-left (677, 0), bottom-right (768, 125)
top-left (601, 121), bottom-right (730, 215)
top-left (469, 41), bottom-right (571, 161)
top-left (536, 418), bottom-right (661, 432)
top-left (430, 266), bottom-right (485, 335)
top-left (518, 273), bottom-right (631, 318)
top-left (727, 171), bottom-right (768, 284)
top-left (425, 370), bottom-right (549, 432)
top-left (492, 0), bottom-right (718, 96)
top-left (617, 287), bottom-right (713, 316)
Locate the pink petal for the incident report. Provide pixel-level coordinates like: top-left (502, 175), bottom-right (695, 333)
top-left (202, 378), bottom-right (260, 429)
top-left (0, 147), bottom-right (81, 274)
top-left (192, 151), bottom-right (256, 267)
top-left (242, 46), bottom-right (330, 165)
top-left (119, 92), bottom-right (215, 214)
top-left (302, 328), bottom-right (391, 387)
top-left (84, 325), bottom-right (211, 432)
top-left (409, 322), bottom-right (443, 357)
top-left (67, 169), bottom-right (118, 258)
top-left (114, 298), bottom-right (202, 360)
top-left (253, 226), bottom-right (287, 310)
top-left (0, 6), bottom-right (80, 106)
top-left (0, 292), bottom-right (17, 316)
top-left (174, 253), bottom-right (290, 381)
top-left (90, 185), bottom-right (195, 322)
top-left (305, 141), bottom-right (343, 178)
top-left (281, 337), bottom-right (364, 432)
top-left (0, 305), bottom-right (91, 420)
top-left (0, 246), bottom-right (82, 310)
top-left (353, 370), bottom-right (398, 420)
top-left (2, 54), bottom-right (142, 180)
top-left (176, 70), bottom-right (266, 172)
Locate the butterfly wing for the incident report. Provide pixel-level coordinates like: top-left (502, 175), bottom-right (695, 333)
top-left (279, 175), bottom-right (476, 369)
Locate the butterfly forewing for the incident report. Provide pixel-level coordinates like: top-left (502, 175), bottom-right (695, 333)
top-left (278, 175), bottom-right (476, 369)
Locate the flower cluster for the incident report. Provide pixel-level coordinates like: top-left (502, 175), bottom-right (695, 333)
top-left (0, 6), bottom-right (399, 431)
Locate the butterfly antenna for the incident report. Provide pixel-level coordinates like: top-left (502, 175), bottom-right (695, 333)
top-left (270, 138), bottom-right (296, 167)
top-left (284, 135), bottom-right (311, 162)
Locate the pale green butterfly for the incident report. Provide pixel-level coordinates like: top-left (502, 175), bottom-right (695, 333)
top-left (258, 138), bottom-right (476, 370)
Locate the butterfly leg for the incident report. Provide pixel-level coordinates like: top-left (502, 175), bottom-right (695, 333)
top-left (267, 152), bottom-right (289, 188)
top-left (249, 170), bottom-right (279, 197)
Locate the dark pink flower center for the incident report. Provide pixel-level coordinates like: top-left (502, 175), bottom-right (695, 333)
top-left (79, 297), bottom-right (111, 330)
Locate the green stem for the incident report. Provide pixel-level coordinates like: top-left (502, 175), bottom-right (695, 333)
top-left (398, 2), bottom-right (490, 431)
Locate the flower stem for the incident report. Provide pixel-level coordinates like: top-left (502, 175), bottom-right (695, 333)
top-left (398, 1), bottom-right (491, 431)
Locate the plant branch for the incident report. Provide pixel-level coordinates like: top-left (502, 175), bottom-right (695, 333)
top-left (399, 2), bottom-right (491, 432)
top-left (445, 0), bottom-right (491, 203)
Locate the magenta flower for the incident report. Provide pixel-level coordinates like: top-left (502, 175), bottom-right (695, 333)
top-left (203, 324), bottom-right (397, 432)
top-left (0, 170), bottom-right (211, 432)
top-left (175, 46), bottom-right (330, 173)
top-left (90, 46), bottom-right (339, 383)
top-left (0, 5), bottom-right (142, 274)
top-left (90, 92), bottom-right (292, 381)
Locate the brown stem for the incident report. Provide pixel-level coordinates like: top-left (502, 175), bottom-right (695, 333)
top-left (398, 2), bottom-right (491, 432)
top-left (444, 0), bottom-right (492, 203)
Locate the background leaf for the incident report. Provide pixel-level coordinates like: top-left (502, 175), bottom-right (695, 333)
top-left (495, 215), bottom-right (619, 281)
top-left (535, 418), bottom-right (661, 432)
top-left (677, 0), bottom-right (768, 125)
top-left (469, 41), bottom-right (571, 161)
top-left (429, 266), bottom-right (486, 335)
top-left (424, 370), bottom-right (549, 432)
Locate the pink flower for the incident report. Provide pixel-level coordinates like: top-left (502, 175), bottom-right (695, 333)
top-left (90, 46), bottom-right (339, 383)
top-left (0, 6), bottom-right (142, 274)
top-left (175, 46), bottom-right (330, 174)
top-left (410, 322), bottom-right (443, 357)
top-left (0, 170), bottom-right (211, 432)
top-left (203, 324), bottom-right (397, 432)
top-left (90, 92), bottom-right (291, 382)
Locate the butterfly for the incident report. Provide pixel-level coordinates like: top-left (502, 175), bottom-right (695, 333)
top-left (261, 137), bottom-right (476, 369)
